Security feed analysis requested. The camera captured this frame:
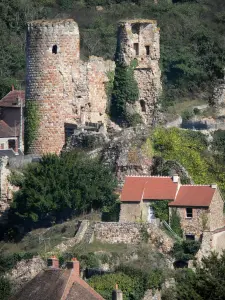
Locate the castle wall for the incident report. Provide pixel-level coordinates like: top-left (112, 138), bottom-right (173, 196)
top-left (26, 19), bottom-right (80, 154)
top-left (117, 20), bottom-right (161, 124)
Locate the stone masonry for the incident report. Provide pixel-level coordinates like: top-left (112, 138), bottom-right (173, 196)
top-left (117, 20), bottom-right (162, 124)
top-left (26, 19), bottom-right (114, 155)
top-left (25, 18), bottom-right (161, 155)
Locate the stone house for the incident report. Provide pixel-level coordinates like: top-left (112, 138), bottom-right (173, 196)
top-left (10, 257), bottom-right (107, 300)
top-left (120, 175), bottom-right (225, 240)
top-left (0, 120), bottom-right (19, 153)
top-left (0, 86), bottom-right (25, 151)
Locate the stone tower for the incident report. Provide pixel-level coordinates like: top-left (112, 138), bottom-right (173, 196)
top-left (25, 19), bottom-right (80, 154)
top-left (117, 20), bottom-right (161, 124)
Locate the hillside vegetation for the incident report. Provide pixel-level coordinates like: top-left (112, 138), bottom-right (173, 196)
top-left (1, 0), bottom-right (225, 108)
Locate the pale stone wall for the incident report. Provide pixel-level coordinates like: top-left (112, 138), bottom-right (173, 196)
top-left (117, 20), bottom-right (161, 124)
top-left (209, 189), bottom-right (224, 231)
top-left (119, 202), bottom-right (141, 222)
top-left (0, 157), bottom-right (19, 223)
top-left (94, 222), bottom-right (173, 254)
top-left (173, 207), bottom-right (209, 239)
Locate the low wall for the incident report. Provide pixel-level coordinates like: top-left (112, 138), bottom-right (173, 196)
top-left (93, 222), bottom-right (173, 254)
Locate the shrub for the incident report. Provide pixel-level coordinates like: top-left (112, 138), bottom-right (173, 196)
top-left (0, 276), bottom-right (11, 300)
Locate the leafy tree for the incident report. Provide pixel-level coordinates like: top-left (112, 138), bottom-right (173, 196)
top-left (9, 151), bottom-right (117, 227)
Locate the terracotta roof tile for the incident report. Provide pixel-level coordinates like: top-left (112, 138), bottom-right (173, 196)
top-left (121, 176), bottom-right (178, 202)
top-left (169, 185), bottom-right (216, 207)
top-left (0, 90), bottom-right (25, 107)
top-left (0, 120), bottom-right (17, 137)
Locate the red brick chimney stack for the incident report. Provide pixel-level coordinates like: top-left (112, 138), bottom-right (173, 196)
top-left (47, 256), bottom-right (59, 268)
top-left (67, 258), bottom-right (80, 277)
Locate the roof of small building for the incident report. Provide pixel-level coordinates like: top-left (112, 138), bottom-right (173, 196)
top-left (0, 120), bottom-right (17, 138)
top-left (169, 185), bottom-right (216, 207)
top-left (0, 88), bottom-right (25, 108)
top-left (121, 176), bottom-right (218, 207)
top-left (121, 176), bottom-right (178, 202)
top-left (10, 267), bottom-right (104, 300)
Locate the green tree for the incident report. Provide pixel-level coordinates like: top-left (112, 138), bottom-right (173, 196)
top-left (9, 151), bottom-right (117, 226)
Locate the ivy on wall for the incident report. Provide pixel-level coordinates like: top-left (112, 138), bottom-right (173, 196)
top-left (24, 100), bottom-right (40, 154)
top-left (110, 59), bottom-right (140, 125)
top-left (151, 200), bottom-right (170, 223)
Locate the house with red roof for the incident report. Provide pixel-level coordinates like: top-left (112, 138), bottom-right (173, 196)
top-left (120, 175), bottom-right (224, 240)
top-left (0, 86), bottom-right (25, 151)
top-left (0, 120), bottom-right (19, 152)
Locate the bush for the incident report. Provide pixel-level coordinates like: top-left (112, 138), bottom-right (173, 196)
top-left (170, 208), bottom-right (183, 238)
top-left (0, 276), bottom-right (11, 300)
top-left (9, 151), bottom-right (118, 227)
top-left (172, 240), bottom-right (201, 262)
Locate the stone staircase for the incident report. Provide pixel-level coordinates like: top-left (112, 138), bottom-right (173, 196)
top-left (55, 220), bottom-right (90, 252)
top-left (82, 223), bottom-right (95, 244)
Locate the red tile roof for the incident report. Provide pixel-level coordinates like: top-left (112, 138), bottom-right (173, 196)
top-left (121, 176), bottom-right (178, 202)
top-left (169, 185), bottom-right (216, 207)
top-left (0, 120), bottom-right (17, 138)
top-left (121, 176), bottom-right (217, 207)
top-left (0, 89), bottom-right (25, 107)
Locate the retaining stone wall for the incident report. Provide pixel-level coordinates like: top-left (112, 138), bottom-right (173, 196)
top-left (93, 222), bottom-right (173, 254)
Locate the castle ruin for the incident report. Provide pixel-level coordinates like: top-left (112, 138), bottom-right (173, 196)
top-left (25, 19), bottom-right (161, 155)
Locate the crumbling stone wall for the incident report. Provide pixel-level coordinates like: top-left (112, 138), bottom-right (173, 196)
top-left (26, 19), bottom-right (114, 155)
top-left (94, 222), bottom-right (173, 254)
top-left (117, 20), bottom-right (161, 124)
top-left (0, 157), bottom-right (17, 223)
top-left (209, 188), bottom-right (224, 231)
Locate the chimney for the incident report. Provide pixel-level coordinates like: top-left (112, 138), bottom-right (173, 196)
top-left (12, 85), bottom-right (14, 91)
top-left (47, 256), bottom-right (59, 268)
top-left (67, 258), bottom-right (80, 277)
top-left (112, 284), bottom-right (123, 300)
top-left (172, 174), bottom-right (179, 183)
top-left (211, 184), bottom-right (217, 189)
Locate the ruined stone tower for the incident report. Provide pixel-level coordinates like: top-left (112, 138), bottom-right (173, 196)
top-left (25, 19), bottom-right (113, 155)
top-left (117, 20), bottom-right (161, 124)
top-left (25, 19), bottom-right (79, 154)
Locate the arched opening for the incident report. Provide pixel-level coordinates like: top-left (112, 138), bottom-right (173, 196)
top-left (52, 45), bottom-right (58, 54)
top-left (140, 100), bottom-right (146, 112)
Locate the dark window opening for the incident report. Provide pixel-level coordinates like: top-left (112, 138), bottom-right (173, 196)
top-left (186, 208), bottom-right (193, 218)
top-left (52, 45), bottom-right (58, 54)
top-left (186, 234), bottom-right (195, 241)
top-left (145, 45), bottom-right (150, 56)
top-left (140, 100), bottom-right (146, 112)
top-left (134, 43), bottom-right (139, 56)
top-left (8, 139), bottom-right (16, 151)
top-left (64, 123), bottom-right (77, 142)
top-left (131, 24), bottom-right (139, 34)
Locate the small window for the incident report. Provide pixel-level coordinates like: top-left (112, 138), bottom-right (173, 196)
top-left (133, 43), bottom-right (139, 56)
top-left (186, 208), bottom-right (193, 218)
top-left (140, 100), bottom-right (146, 112)
top-left (8, 139), bottom-right (16, 151)
top-left (52, 45), bottom-right (58, 54)
top-left (132, 24), bottom-right (139, 34)
top-left (1, 143), bottom-right (4, 149)
top-left (186, 234), bottom-right (195, 240)
top-left (145, 45), bottom-right (150, 56)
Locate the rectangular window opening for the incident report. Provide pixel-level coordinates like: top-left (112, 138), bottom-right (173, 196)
top-left (145, 45), bottom-right (150, 56)
top-left (186, 234), bottom-right (195, 240)
top-left (186, 208), bottom-right (193, 218)
top-left (133, 43), bottom-right (139, 56)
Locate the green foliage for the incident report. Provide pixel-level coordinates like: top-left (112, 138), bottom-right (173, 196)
top-left (0, 252), bottom-right (35, 274)
top-left (170, 208), bottom-right (183, 238)
top-left (171, 252), bottom-right (225, 300)
top-left (0, 276), bottom-right (11, 300)
top-left (89, 272), bottom-right (142, 300)
top-left (111, 60), bottom-right (139, 124)
top-left (24, 101), bottom-right (40, 154)
top-left (151, 128), bottom-right (211, 184)
top-left (140, 224), bottom-right (150, 242)
top-left (9, 151), bottom-right (117, 226)
top-left (172, 240), bottom-right (200, 262)
top-left (151, 200), bottom-right (170, 222)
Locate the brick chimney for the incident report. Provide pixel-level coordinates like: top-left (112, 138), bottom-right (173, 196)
top-left (47, 256), bottom-right (59, 268)
top-left (112, 284), bottom-right (123, 300)
top-left (12, 85), bottom-right (14, 91)
top-left (67, 258), bottom-right (80, 277)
